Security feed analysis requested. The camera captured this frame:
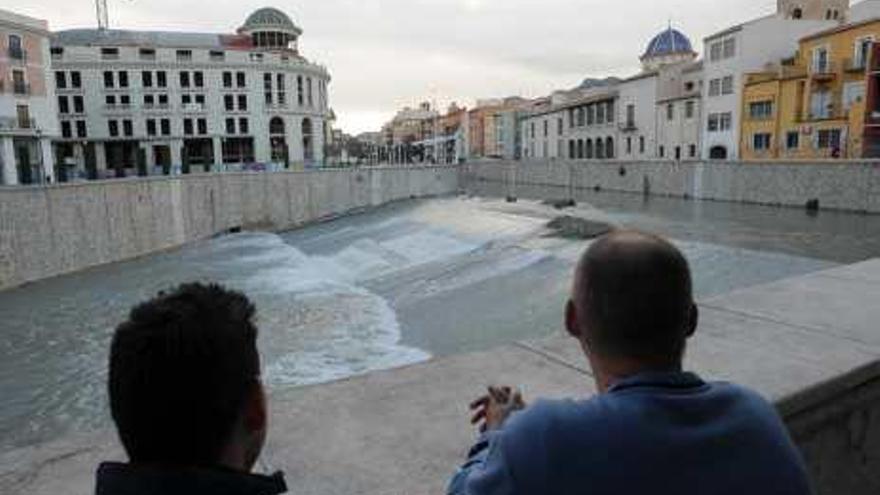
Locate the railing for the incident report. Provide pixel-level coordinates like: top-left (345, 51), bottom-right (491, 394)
top-left (0, 116), bottom-right (37, 130)
top-left (13, 82), bottom-right (30, 95)
top-left (844, 58), bottom-right (867, 73)
top-left (810, 61), bottom-right (838, 79)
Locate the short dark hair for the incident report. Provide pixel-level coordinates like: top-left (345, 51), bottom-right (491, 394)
top-left (109, 283), bottom-right (260, 466)
top-left (575, 230), bottom-right (694, 363)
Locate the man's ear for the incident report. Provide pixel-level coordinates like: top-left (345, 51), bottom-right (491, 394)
top-left (243, 382), bottom-right (267, 434)
top-left (565, 300), bottom-right (580, 339)
top-left (685, 303), bottom-right (698, 339)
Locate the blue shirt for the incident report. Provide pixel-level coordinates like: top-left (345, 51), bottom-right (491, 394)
top-left (448, 372), bottom-right (811, 495)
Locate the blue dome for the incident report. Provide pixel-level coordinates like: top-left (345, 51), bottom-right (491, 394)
top-left (643, 28), bottom-right (694, 59)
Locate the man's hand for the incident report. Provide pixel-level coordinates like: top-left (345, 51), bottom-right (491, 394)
top-left (469, 386), bottom-right (526, 433)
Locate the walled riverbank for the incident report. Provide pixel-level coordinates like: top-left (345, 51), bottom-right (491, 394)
top-left (2, 260), bottom-right (879, 495)
top-left (0, 166), bottom-right (461, 291)
top-left (466, 160), bottom-right (880, 214)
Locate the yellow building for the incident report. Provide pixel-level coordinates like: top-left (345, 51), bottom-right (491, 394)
top-left (740, 18), bottom-right (880, 160)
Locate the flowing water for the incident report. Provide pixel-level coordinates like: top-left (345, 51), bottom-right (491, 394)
top-left (2, 187), bottom-right (879, 455)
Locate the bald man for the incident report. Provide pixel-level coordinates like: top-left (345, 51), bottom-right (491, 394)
top-left (447, 231), bottom-right (812, 495)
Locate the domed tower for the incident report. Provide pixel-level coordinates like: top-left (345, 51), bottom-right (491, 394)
top-left (640, 26), bottom-right (698, 71)
top-left (239, 7), bottom-right (303, 52)
top-left (778, 0), bottom-right (849, 21)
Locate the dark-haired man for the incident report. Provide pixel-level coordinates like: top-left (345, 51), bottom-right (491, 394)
top-left (96, 283), bottom-right (286, 495)
top-left (448, 230), bottom-right (812, 495)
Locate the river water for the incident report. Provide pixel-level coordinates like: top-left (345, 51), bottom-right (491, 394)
top-left (2, 185), bottom-right (879, 455)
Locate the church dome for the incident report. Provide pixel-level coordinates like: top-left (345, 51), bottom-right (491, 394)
top-left (642, 27), bottom-right (694, 59)
top-left (241, 7), bottom-right (301, 36)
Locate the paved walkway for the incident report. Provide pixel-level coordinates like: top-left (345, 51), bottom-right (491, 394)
top-left (2, 260), bottom-right (879, 495)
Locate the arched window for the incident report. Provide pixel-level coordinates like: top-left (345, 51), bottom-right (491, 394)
top-left (709, 145), bottom-right (728, 160)
top-left (269, 116), bottom-right (285, 135)
top-left (595, 139), bottom-right (604, 159)
top-left (576, 139), bottom-right (584, 159)
top-left (606, 137), bottom-right (614, 159)
top-left (568, 140), bottom-right (576, 159)
top-left (792, 7), bottom-right (802, 19)
top-left (586, 139), bottom-right (594, 159)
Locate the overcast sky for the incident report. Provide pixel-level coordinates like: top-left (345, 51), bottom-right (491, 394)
top-left (15, 0), bottom-right (783, 134)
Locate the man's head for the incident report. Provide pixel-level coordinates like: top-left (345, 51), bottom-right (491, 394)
top-left (566, 230), bottom-right (697, 388)
top-left (109, 283), bottom-right (267, 471)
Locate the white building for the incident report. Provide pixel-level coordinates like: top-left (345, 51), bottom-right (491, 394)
top-left (701, 3), bottom-right (839, 160)
top-left (50, 7), bottom-right (331, 180)
top-left (0, 8), bottom-right (58, 185)
top-left (655, 61), bottom-right (704, 160)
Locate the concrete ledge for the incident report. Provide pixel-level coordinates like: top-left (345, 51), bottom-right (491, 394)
top-left (2, 260), bottom-right (879, 494)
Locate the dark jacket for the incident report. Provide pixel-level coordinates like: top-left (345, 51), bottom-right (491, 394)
top-left (95, 462), bottom-right (287, 495)
top-left (449, 371), bottom-right (812, 495)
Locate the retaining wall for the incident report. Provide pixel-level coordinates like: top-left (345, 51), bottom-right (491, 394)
top-left (465, 160), bottom-right (880, 213)
top-left (0, 166), bottom-right (461, 291)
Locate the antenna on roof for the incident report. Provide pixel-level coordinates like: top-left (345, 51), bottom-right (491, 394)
top-left (96, 0), bottom-right (109, 30)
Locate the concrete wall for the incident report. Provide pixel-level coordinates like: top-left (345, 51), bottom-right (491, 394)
top-left (465, 159), bottom-right (880, 213)
top-left (0, 165), bottom-right (461, 291)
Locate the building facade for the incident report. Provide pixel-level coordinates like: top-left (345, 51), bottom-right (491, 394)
top-left (741, 17), bottom-right (880, 159)
top-left (701, 4), bottom-right (839, 160)
top-left (0, 8), bottom-right (58, 186)
top-left (50, 7), bottom-right (331, 180)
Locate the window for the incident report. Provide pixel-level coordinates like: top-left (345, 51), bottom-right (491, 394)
top-left (265, 91), bottom-right (273, 105)
top-left (689, 144), bottom-right (697, 157)
top-left (12, 70), bottom-right (26, 95)
top-left (118, 71), bottom-right (129, 88)
top-left (686, 101), bottom-right (695, 119)
top-left (101, 47), bottom-right (119, 60)
top-left (238, 95), bottom-right (247, 111)
top-left (180, 72), bottom-right (190, 88)
top-left (722, 37), bottom-right (736, 59)
top-left (71, 72), bottom-right (81, 88)
top-left (557, 118), bottom-right (563, 136)
top-left (639, 136), bottom-right (645, 153)
top-left (813, 47), bottom-right (830, 73)
top-left (142, 71), bottom-right (153, 88)
top-left (8, 34), bottom-right (23, 60)
top-left (708, 113), bottom-right (719, 132)
top-left (176, 50), bottom-right (192, 62)
top-left (195, 94), bottom-right (205, 106)
top-left (194, 71), bottom-right (204, 88)
top-left (58, 96), bottom-right (70, 114)
top-left (160, 119), bottom-right (170, 136)
top-left (786, 131), bottom-right (799, 149)
top-left (158, 94), bottom-right (168, 106)
top-left (606, 101), bottom-right (615, 123)
top-left (73, 96), bottom-right (84, 113)
top-left (577, 107), bottom-right (585, 127)
top-left (144, 94), bottom-right (155, 107)
top-left (626, 104), bottom-right (635, 127)
top-left (297, 75), bottom-right (304, 105)
top-left (225, 95), bottom-right (235, 111)
top-left (264, 72), bottom-right (273, 90)
top-left (123, 120), bottom-right (133, 137)
top-left (659, 146), bottom-right (665, 158)
top-left (753, 133), bottom-right (772, 150)
top-left (626, 137), bottom-right (632, 154)
top-left (182, 94), bottom-right (192, 105)
top-left (749, 101), bottom-right (773, 119)
top-left (596, 103), bottom-right (605, 125)
top-left (106, 95), bottom-right (116, 107)
top-left (709, 41), bottom-right (723, 62)
top-left (210, 50), bottom-right (225, 61)
top-left (146, 119), bottom-right (157, 136)
top-left (307, 77), bottom-right (314, 106)
top-left (721, 76), bottom-right (734, 95)
top-left (139, 48), bottom-right (156, 60)
top-left (720, 112), bottom-right (732, 131)
top-left (709, 78), bottom-right (721, 97)
top-left (51, 46), bottom-right (64, 59)
top-left (667, 103), bottom-right (674, 121)
top-left (811, 90), bottom-right (832, 119)
top-left (239, 118), bottom-right (249, 134)
top-left (223, 72), bottom-right (233, 88)
top-left (543, 120), bottom-right (549, 137)
top-left (855, 37), bottom-right (873, 69)
top-left (236, 72), bottom-right (246, 88)
top-left (568, 109), bottom-right (575, 128)
top-left (104, 71), bottom-right (114, 88)
top-left (55, 71), bottom-right (67, 89)
top-left (530, 122), bottom-right (536, 139)
top-left (61, 121), bottom-right (72, 138)
top-left (226, 118), bottom-right (235, 134)
top-left (817, 129), bottom-right (842, 149)
top-left (157, 71), bottom-right (167, 88)
top-left (197, 118), bottom-right (207, 135)
top-left (183, 119), bottom-right (193, 136)
top-left (76, 121), bottom-right (87, 138)
top-left (108, 120), bottom-right (119, 137)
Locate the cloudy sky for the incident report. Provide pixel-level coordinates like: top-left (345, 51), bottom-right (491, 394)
top-left (18, 0), bottom-right (781, 134)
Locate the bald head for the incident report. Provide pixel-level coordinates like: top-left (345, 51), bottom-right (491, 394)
top-left (571, 230), bottom-right (696, 365)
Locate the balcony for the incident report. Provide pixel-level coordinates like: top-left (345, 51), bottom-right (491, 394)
top-left (810, 61), bottom-right (838, 82)
top-left (844, 58), bottom-right (867, 73)
top-left (0, 116), bottom-right (38, 132)
top-left (619, 121), bottom-right (637, 132)
top-left (13, 82), bottom-right (30, 96)
top-left (8, 47), bottom-right (26, 62)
